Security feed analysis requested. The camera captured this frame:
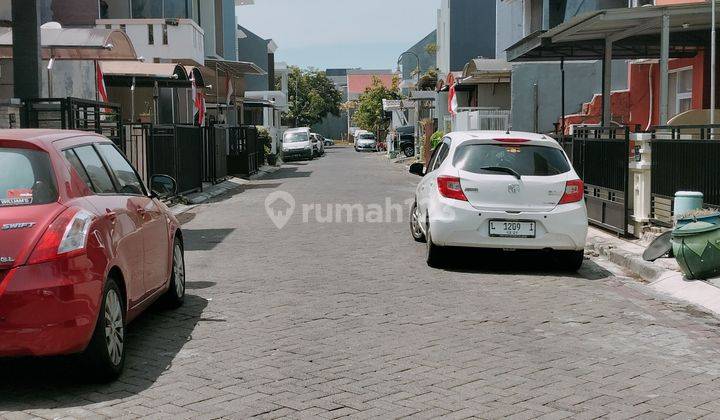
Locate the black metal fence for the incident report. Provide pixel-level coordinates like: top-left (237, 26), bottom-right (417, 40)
top-left (203, 126), bottom-right (229, 184)
top-left (228, 125), bottom-right (262, 176)
top-left (121, 124), bottom-right (203, 196)
top-left (650, 125), bottom-right (720, 226)
top-left (572, 126), bottom-right (631, 235)
top-left (22, 97), bottom-right (122, 146)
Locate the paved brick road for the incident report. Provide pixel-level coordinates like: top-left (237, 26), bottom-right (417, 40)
top-left (4, 147), bottom-right (720, 419)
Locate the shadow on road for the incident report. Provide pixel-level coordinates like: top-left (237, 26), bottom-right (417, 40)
top-left (0, 294), bottom-right (208, 411)
top-left (437, 248), bottom-right (613, 280)
top-left (182, 228), bottom-right (235, 251)
top-left (265, 166), bottom-right (312, 180)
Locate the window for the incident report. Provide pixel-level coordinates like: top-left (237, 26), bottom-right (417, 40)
top-left (163, 0), bottom-right (190, 18)
top-left (433, 142), bottom-right (451, 171)
top-left (668, 68), bottom-right (693, 119)
top-left (453, 144), bottom-right (571, 177)
top-left (132, 0), bottom-right (162, 18)
top-left (73, 146), bottom-right (116, 194)
top-left (162, 24), bottom-right (168, 45)
top-left (63, 149), bottom-right (93, 191)
top-left (0, 148), bottom-right (57, 207)
top-left (96, 144), bottom-right (145, 195)
top-left (148, 24), bottom-right (154, 45)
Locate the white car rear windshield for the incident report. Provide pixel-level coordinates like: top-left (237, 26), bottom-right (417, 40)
top-left (453, 144), bottom-right (571, 177)
top-left (284, 132), bottom-right (309, 143)
top-left (0, 148), bottom-right (58, 207)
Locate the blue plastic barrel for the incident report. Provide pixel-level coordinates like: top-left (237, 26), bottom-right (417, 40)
top-left (674, 191), bottom-right (704, 219)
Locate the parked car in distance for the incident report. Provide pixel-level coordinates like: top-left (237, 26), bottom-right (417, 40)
top-left (283, 127), bottom-right (314, 161)
top-left (395, 125), bottom-right (416, 157)
top-left (311, 133), bottom-right (325, 157)
top-left (409, 130), bottom-right (588, 270)
top-left (0, 129), bottom-right (186, 382)
top-left (355, 132), bottom-right (378, 152)
top-left (322, 136), bottom-right (335, 147)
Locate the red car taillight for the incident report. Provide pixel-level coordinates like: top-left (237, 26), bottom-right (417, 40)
top-left (558, 179), bottom-right (584, 204)
top-left (27, 207), bottom-right (94, 265)
top-left (437, 176), bottom-right (468, 201)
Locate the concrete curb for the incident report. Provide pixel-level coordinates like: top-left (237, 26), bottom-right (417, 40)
top-left (587, 228), bottom-right (720, 318)
top-left (169, 165), bottom-right (282, 217)
top-left (586, 236), bottom-right (666, 282)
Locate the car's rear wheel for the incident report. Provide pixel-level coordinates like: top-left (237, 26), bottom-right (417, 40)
top-left (410, 202), bottom-right (425, 242)
top-left (83, 277), bottom-right (125, 382)
top-left (426, 228), bottom-right (446, 268)
top-left (559, 250), bottom-right (584, 271)
top-left (164, 237), bottom-right (186, 308)
top-left (404, 145), bottom-right (415, 158)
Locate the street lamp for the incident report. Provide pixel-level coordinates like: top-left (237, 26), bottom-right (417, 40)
top-left (396, 51), bottom-right (421, 95)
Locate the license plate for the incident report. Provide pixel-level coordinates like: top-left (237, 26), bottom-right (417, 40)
top-left (489, 220), bottom-right (536, 238)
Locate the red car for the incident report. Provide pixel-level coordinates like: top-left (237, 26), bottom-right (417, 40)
top-left (0, 130), bottom-right (186, 381)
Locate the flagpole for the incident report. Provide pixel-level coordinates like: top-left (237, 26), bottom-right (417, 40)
top-left (712, 0), bottom-right (716, 129)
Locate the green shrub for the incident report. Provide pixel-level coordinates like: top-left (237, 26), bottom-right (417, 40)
top-left (430, 131), bottom-right (444, 150)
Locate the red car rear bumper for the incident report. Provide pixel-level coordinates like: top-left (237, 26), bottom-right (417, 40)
top-left (0, 257), bottom-right (103, 357)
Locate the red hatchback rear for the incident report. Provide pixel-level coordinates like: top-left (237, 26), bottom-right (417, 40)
top-left (0, 130), bottom-right (186, 382)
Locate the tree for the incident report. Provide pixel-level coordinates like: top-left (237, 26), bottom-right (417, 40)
top-left (285, 67), bottom-right (342, 127)
top-left (351, 76), bottom-right (401, 134)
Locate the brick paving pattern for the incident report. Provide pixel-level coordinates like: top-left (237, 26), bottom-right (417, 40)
top-left (3, 148), bottom-right (720, 419)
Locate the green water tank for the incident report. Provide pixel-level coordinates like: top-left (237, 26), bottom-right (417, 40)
top-left (672, 221), bottom-right (720, 280)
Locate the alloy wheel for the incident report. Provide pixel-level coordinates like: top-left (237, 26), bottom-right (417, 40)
top-left (173, 244), bottom-right (185, 298)
top-left (103, 289), bottom-right (124, 366)
top-left (411, 205), bottom-right (423, 238)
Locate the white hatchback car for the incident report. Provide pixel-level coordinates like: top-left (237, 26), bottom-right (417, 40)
top-left (409, 131), bottom-right (588, 270)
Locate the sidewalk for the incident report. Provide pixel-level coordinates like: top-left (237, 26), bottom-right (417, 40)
top-left (169, 165), bottom-right (282, 215)
top-left (588, 227), bottom-right (720, 317)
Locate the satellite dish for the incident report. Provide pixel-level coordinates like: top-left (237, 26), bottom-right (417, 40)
top-left (643, 231), bottom-right (673, 262)
top-left (41, 22), bottom-right (62, 30)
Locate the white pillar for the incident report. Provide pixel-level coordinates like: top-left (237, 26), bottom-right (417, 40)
top-left (629, 132), bottom-right (653, 237)
top-left (659, 12), bottom-right (670, 125)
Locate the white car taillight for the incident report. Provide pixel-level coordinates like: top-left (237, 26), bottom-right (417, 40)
top-left (28, 208), bottom-right (94, 264)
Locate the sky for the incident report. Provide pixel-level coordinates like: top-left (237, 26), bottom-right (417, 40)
top-left (236, 0), bottom-right (441, 71)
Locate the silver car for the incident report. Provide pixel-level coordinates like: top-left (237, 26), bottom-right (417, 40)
top-left (355, 132), bottom-right (377, 152)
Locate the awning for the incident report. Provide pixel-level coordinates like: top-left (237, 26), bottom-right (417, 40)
top-left (243, 98), bottom-right (275, 108)
top-left (184, 66), bottom-right (207, 88)
top-left (461, 59), bottom-right (511, 84)
top-left (100, 61), bottom-right (190, 87)
top-left (205, 58), bottom-right (266, 77)
top-left (507, 3), bottom-right (717, 62)
top-left (0, 27), bottom-right (137, 60)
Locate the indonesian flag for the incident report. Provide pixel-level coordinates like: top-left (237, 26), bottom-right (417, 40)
top-left (96, 62), bottom-right (109, 103)
top-left (225, 77), bottom-right (234, 105)
top-left (191, 76), bottom-right (206, 126)
top-left (447, 73), bottom-right (458, 115)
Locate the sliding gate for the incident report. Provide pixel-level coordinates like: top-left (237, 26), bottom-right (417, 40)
top-left (572, 126), bottom-right (630, 235)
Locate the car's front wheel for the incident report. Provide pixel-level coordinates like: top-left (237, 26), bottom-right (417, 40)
top-left (83, 277), bottom-right (125, 382)
top-left (426, 228), bottom-right (446, 268)
top-left (404, 145), bottom-right (415, 158)
top-left (410, 202), bottom-right (425, 243)
top-left (164, 237), bottom-right (186, 308)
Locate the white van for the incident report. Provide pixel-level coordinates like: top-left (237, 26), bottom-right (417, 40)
top-left (283, 127), bottom-right (314, 161)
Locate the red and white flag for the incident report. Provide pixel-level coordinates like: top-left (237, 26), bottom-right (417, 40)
top-left (96, 62), bottom-right (109, 103)
top-left (447, 73), bottom-right (458, 115)
top-left (191, 76), bottom-right (206, 126)
top-left (225, 77), bottom-right (234, 105)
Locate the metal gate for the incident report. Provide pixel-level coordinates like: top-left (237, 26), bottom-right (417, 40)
top-left (203, 126), bottom-right (229, 184)
top-left (22, 97), bottom-right (122, 146)
top-left (650, 125), bottom-right (720, 226)
top-left (572, 126), bottom-right (630, 235)
top-left (227, 125), bottom-right (260, 176)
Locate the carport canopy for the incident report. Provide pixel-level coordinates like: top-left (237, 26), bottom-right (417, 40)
top-left (100, 61), bottom-right (189, 87)
top-left (506, 3), bottom-right (719, 125)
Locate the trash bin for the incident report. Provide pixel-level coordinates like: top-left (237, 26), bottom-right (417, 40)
top-left (672, 221), bottom-right (720, 279)
top-left (674, 191), bottom-right (704, 220)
